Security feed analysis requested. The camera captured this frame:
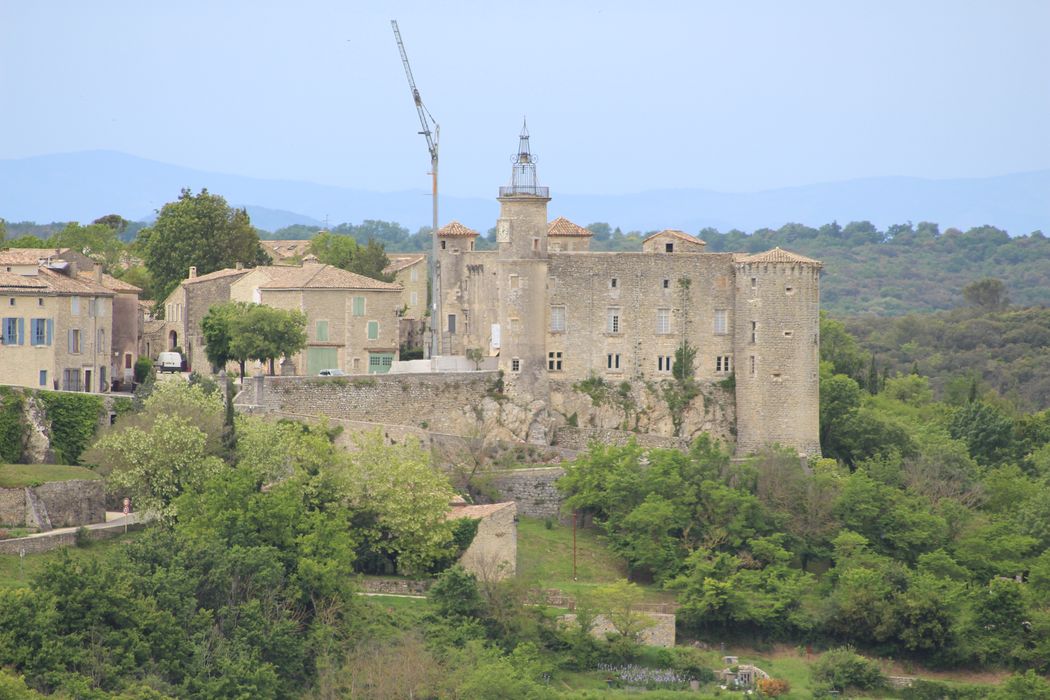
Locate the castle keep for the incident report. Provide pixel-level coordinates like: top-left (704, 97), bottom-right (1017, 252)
top-left (437, 126), bottom-right (822, 456)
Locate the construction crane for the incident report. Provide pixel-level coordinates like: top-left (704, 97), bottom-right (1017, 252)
top-left (391, 19), bottom-right (441, 357)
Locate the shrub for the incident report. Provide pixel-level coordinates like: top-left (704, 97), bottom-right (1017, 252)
top-left (902, 679), bottom-right (990, 699)
top-left (133, 356), bottom-right (153, 384)
top-left (0, 387), bottom-right (26, 463)
top-left (36, 392), bottom-right (104, 464)
top-left (811, 646), bottom-right (884, 691)
top-left (757, 677), bottom-right (791, 697)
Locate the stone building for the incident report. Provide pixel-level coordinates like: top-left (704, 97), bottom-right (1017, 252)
top-left (435, 125), bottom-right (822, 456)
top-left (0, 262), bottom-right (116, 392)
top-left (228, 263), bottom-right (402, 375)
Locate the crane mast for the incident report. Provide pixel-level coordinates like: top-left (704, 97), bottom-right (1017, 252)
top-left (391, 19), bottom-right (441, 358)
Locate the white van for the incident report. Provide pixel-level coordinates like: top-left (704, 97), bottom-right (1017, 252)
top-left (157, 352), bottom-right (183, 373)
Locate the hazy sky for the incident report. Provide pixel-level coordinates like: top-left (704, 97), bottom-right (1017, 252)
top-left (2, 1), bottom-right (1048, 197)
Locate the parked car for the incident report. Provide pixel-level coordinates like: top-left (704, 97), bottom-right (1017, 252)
top-left (318, 368), bottom-right (346, 376)
top-left (157, 351), bottom-right (183, 373)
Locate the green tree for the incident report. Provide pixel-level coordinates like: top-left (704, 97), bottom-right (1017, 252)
top-left (308, 231), bottom-right (393, 281)
top-left (963, 277), bottom-right (1010, 310)
top-left (229, 305), bottom-right (307, 375)
top-left (201, 301), bottom-right (252, 375)
top-left (51, 221), bottom-right (126, 271)
top-left (137, 188), bottom-right (268, 302)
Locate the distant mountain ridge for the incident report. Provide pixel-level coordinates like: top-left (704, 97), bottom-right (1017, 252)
top-left (2, 150), bottom-right (1049, 235)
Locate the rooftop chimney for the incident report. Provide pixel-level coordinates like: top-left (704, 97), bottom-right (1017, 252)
top-left (93, 262), bottom-right (103, 284)
top-left (189, 266), bottom-right (197, 279)
top-left (67, 261), bottom-right (78, 278)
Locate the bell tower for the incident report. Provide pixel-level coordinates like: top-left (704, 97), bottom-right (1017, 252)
top-left (495, 121), bottom-right (551, 442)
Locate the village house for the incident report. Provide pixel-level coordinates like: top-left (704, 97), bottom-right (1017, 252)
top-left (0, 260), bottom-right (117, 393)
top-left (154, 262), bottom-right (403, 376)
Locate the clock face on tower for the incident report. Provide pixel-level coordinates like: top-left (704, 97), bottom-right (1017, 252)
top-left (496, 219), bottom-right (510, 243)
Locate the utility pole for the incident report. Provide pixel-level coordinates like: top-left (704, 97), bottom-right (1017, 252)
top-left (391, 20), bottom-right (441, 357)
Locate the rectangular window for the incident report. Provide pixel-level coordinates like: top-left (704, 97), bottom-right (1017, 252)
top-left (38, 298), bottom-right (43, 306)
top-left (665, 242), bottom-right (674, 253)
top-left (547, 351), bottom-right (562, 371)
top-left (662, 279), bottom-right (670, 289)
top-left (1, 318), bottom-right (17, 345)
top-left (316, 320), bottom-right (329, 342)
top-left (7, 298), bottom-right (13, 306)
top-left (63, 368), bottom-right (81, 391)
top-left (607, 308), bottom-right (621, 334)
top-left (410, 291), bottom-right (418, 307)
top-left (31, 319), bottom-right (47, 345)
top-left (511, 358), bottom-right (521, 372)
top-left (550, 305), bottom-right (566, 332)
top-left (610, 277), bottom-right (618, 289)
top-left (410, 267), bottom-right (418, 282)
top-left (714, 309), bottom-right (728, 335)
top-left (39, 370), bottom-right (47, 387)
top-left (656, 308), bottom-right (671, 334)
top-left (69, 329), bottom-right (81, 353)
top-left (352, 297), bottom-right (365, 316)
top-left (716, 355), bottom-right (732, 373)
top-left (750, 355), bottom-right (756, 376)
top-left (510, 274), bottom-right (519, 290)
top-left (657, 355), bottom-right (672, 372)
top-left (750, 320), bottom-right (757, 343)
top-left (607, 353), bottom-right (621, 370)
top-left (70, 296), bottom-right (80, 315)
top-left (750, 277), bottom-right (757, 289)
top-left (447, 314), bottom-right (456, 334)
top-left (97, 329), bottom-right (105, 353)
top-left (367, 320), bottom-right (379, 341)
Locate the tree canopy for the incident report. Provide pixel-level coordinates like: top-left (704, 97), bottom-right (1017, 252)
top-left (136, 189), bottom-right (269, 302)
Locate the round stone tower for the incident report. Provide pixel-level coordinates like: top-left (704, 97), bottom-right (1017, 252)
top-left (495, 122), bottom-right (551, 427)
top-left (733, 247), bottom-right (822, 457)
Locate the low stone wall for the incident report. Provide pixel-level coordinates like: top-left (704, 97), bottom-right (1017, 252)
top-left (0, 480), bottom-right (106, 528)
top-left (359, 577), bottom-right (431, 596)
top-left (484, 467), bottom-right (565, 519)
top-left (0, 518), bottom-right (143, 555)
top-left (553, 427), bottom-right (694, 452)
top-left (560, 612), bottom-right (676, 648)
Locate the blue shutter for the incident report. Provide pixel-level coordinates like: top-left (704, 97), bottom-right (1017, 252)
top-left (68, 329), bottom-right (74, 353)
top-left (17, 318), bottom-right (24, 345)
top-left (46, 319), bottom-right (53, 346)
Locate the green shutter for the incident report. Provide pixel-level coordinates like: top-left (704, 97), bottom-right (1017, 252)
top-left (353, 297), bottom-right (365, 316)
top-left (367, 320), bottom-right (378, 340)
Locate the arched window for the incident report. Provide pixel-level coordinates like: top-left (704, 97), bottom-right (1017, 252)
top-left (169, 330), bottom-right (178, 349)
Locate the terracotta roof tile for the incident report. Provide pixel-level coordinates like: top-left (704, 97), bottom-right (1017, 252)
top-left (0, 248), bottom-right (74, 265)
top-left (38, 268), bottom-right (114, 295)
top-left (547, 217), bottom-right (593, 237)
top-left (260, 240), bottom-right (313, 260)
top-left (436, 221), bottom-right (479, 238)
top-left (255, 264), bottom-right (402, 291)
top-left (736, 247), bottom-right (822, 266)
top-left (644, 229), bottom-right (706, 246)
top-left (0, 271), bottom-right (48, 289)
top-left (384, 254), bottom-right (427, 274)
top-left (183, 268), bottom-right (252, 285)
top-left (77, 271), bottom-right (141, 294)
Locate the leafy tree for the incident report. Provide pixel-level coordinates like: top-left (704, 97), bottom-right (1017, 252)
top-left (137, 188), bottom-right (268, 302)
top-left (811, 646), bottom-right (885, 691)
top-left (228, 305), bottom-right (307, 375)
top-left (963, 277), bottom-right (1011, 310)
top-left (308, 231), bottom-right (393, 281)
top-left (201, 301), bottom-right (252, 375)
top-left (949, 401), bottom-right (1016, 466)
top-left (51, 221), bottom-right (126, 271)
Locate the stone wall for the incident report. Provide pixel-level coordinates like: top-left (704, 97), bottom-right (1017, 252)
top-left (0, 480), bottom-right (105, 528)
top-left (549, 377), bottom-right (736, 448)
top-left (457, 502), bottom-right (517, 581)
top-left (358, 577), bottom-right (431, 596)
top-left (560, 612), bottom-right (676, 648)
top-left (484, 467), bottom-right (565, 518)
top-left (0, 519), bottom-right (142, 555)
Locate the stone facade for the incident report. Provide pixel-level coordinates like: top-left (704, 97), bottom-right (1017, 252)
top-left (448, 501), bottom-right (517, 581)
top-left (0, 261), bottom-right (117, 393)
top-left (161, 267), bottom-right (248, 372)
top-left (385, 254), bottom-right (428, 321)
top-left (435, 129), bottom-right (822, 456)
top-left (484, 467), bottom-right (564, 518)
top-left (0, 480), bottom-right (106, 529)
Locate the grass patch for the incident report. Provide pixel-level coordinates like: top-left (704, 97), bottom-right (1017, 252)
top-left (517, 516), bottom-right (674, 604)
top-left (0, 464), bottom-right (101, 488)
top-left (0, 531), bottom-right (140, 589)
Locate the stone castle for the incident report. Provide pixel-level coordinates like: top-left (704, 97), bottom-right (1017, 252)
top-left (435, 125), bottom-right (822, 456)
